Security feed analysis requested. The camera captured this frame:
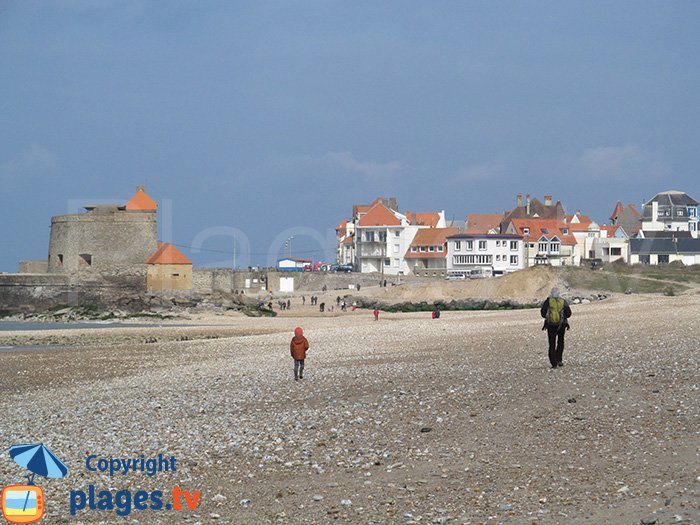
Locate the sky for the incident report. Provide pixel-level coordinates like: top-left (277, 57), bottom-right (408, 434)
top-left (1, 0), bottom-right (699, 271)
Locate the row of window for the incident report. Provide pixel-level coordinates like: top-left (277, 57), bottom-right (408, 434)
top-left (453, 240), bottom-right (519, 251)
top-left (453, 254), bottom-right (519, 265)
top-left (410, 245), bottom-right (444, 253)
top-left (537, 242), bottom-right (560, 253)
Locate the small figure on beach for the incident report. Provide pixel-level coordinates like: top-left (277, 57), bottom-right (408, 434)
top-left (540, 287), bottom-right (572, 369)
top-left (302, 295), bottom-right (306, 305)
top-left (287, 299), bottom-right (291, 310)
top-left (356, 283), bottom-right (361, 292)
top-left (373, 308), bottom-right (379, 321)
top-left (290, 327), bottom-right (310, 381)
top-left (352, 301), bottom-right (357, 311)
top-left (432, 309), bottom-right (440, 319)
top-left (319, 302), bottom-right (325, 312)
top-left (336, 296), bottom-right (341, 306)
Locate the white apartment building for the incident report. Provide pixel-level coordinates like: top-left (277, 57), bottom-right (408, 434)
top-left (446, 234), bottom-right (525, 277)
top-left (354, 201), bottom-right (446, 275)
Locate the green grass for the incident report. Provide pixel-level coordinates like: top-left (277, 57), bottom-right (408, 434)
top-left (562, 267), bottom-right (690, 295)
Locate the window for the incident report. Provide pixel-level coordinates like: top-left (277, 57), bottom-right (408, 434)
top-left (658, 254), bottom-right (669, 264)
top-left (384, 258), bottom-right (391, 266)
top-left (510, 241), bottom-right (518, 251)
top-left (437, 246), bottom-right (443, 252)
top-left (364, 231), bottom-right (375, 242)
top-left (56, 254), bottom-right (64, 267)
top-left (550, 242), bottom-right (560, 253)
top-left (495, 240), bottom-right (501, 247)
top-left (395, 230), bottom-right (400, 237)
top-left (529, 243), bottom-right (535, 248)
top-left (611, 247), bottom-right (622, 256)
top-left (562, 228), bottom-right (569, 235)
top-left (393, 244), bottom-right (400, 253)
top-left (429, 246), bottom-right (435, 252)
top-left (478, 240), bottom-right (487, 251)
top-left (411, 246), bottom-right (417, 252)
top-left (378, 231), bottom-right (387, 242)
top-left (172, 273), bottom-right (180, 277)
top-left (466, 240), bottom-right (473, 251)
top-left (538, 242), bottom-right (548, 252)
top-left (510, 255), bottom-right (518, 265)
top-left (495, 254), bottom-right (501, 261)
top-left (79, 254), bottom-right (92, 267)
top-left (393, 258), bottom-right (400, 267)
top-left (455, 241), bottom-right (461, 251)
top-left (677, 209), bottom-right (684, 217)
top-left (420, 246), bottom-right (426, 252)
top-left (523, 227), bottom-right (530, 235)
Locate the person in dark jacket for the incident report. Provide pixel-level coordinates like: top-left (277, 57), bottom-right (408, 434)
top-left (290, 327), bottom-right (310, 380)
top-left (540, 287), bottom-right (572, 369)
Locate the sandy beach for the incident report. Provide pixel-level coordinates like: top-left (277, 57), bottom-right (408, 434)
top-left (0, 293), bottom-right (698, 524)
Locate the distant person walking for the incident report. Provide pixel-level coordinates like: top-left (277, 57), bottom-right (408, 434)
top-left (541, 287), bottom-right (572, 369)
top-left (373, 308), bottom-right (379, 321)
top-left (302, 296), bottom-right (306, 305)
top-left (290, 327), bottom-right (310, 381)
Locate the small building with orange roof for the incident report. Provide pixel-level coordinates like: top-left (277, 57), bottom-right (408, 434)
top-left (504, 218), bottom-right (577, 267)
top-left (404, 227), bottom-right (459, 276)
top-left (146, 242), bottom-right (193, 290)
top-left (126, 186), bottom-right (158, 211)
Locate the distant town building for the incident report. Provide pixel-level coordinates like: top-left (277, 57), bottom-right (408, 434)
top-left (446, 234), bottom-right (524, 277)
top-left (500, 194), bottom-right (566, 233)
top-left (146, 242), bottom-right (192, 290)
top-left (630, 236), bottom-right (700, 265)
top-left (503, 218), bottom-right (577, 266)
top-left (640, 190), bottom-right (699, 238)
top-left (465, 214), bottom-right (503, 235)
top-left (405, 227), bottom-right (459, 276)
top-left (609, 200), bottom-right (642, 235)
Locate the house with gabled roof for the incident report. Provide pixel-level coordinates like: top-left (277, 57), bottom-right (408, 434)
top-left (609, 200), bottom-right (642, 235)
top-left (640, 190), bottom-right (699, 238)
top-left (500, 194), bottom-right (566, 233)
top-left (630, 235), bottom-right (700, 265)
top-left (465, 214), bottom-right (503, 234)
top-left (146, 242), bottom-right (192, 290)
top-left (404, 227), bottom-right (459, 276)
top-left (353, 200), bottom-right (446, 274)
top-left (504, 218), bottom-right (577, 267)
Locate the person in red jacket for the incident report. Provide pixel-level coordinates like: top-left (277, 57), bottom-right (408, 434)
top-left (373, 308), bottom-right (379, 321)
top-left (290, 326), bottom-right (310, 380)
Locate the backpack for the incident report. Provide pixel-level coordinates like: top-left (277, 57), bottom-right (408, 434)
top-left (546, 297), bottom-right (565, 326)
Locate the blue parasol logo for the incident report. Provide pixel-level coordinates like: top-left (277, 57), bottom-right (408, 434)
top-left (1, 443), bottom-right (68, 524)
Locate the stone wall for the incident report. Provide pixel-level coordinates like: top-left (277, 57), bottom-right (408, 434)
top-left (48, 206), bottom-right (157, 273)
top-left (0, 273), bottom-right (146, 313)
top-left (19, 260), bottom-right (49, 273)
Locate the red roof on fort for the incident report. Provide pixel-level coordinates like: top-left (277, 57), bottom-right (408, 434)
top-left (126, 187), bottom-right (158, 211)
top-left (146, 243), bottom-right (192, 265)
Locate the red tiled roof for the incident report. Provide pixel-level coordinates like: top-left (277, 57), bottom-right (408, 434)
top-left (406, 212), bottom-right (440, 227)
top-left (336, 220), bottom-right (347, 231)
top-left (341, 236), bottom-right (353, 245)
top-left (358, 202), bottom-right (401, 227)
top-left (405, 228), bottom-right (458, 258)
top-left (610, 201), bottom-right (624, 221)
top-left (465, 214), bottom-right (503, 234)
top-left (509, 218), bottom-right (577, 245)
top-left (146, 243), bottom-right (192, 265)
top-left (601, 225), bottom-right (620, 237)
top-left (126, 187), bottom-right (157, 211)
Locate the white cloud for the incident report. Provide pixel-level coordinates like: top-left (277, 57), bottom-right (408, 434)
top-left (0, 144), bottom-right (58, 181)
top-left (577, 144), bottom-right (670, 180)
top-left (269, 151), bottom-right (404, 178)
top-left (454, 158), bottom-right (506, 182)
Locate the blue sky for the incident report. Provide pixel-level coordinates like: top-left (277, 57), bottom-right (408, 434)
top-left (1, 1), bottom-right (699, 271)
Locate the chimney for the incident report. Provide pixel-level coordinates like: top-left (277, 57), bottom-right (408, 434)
top-left (652, 201), bottom-right (658, 223)
top-left (526, 194), bottom-right (531, 216)
top-left (544, 194), bottom-right (552, 206)
top-left (517, 194), bottom-right (523, 207)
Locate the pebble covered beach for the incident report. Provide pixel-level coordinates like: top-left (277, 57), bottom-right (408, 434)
top-left (0, 294), bottom-right (698, 524)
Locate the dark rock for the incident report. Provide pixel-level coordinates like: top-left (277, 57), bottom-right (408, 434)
top-left (420, 427), bottom-right (432, 433)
